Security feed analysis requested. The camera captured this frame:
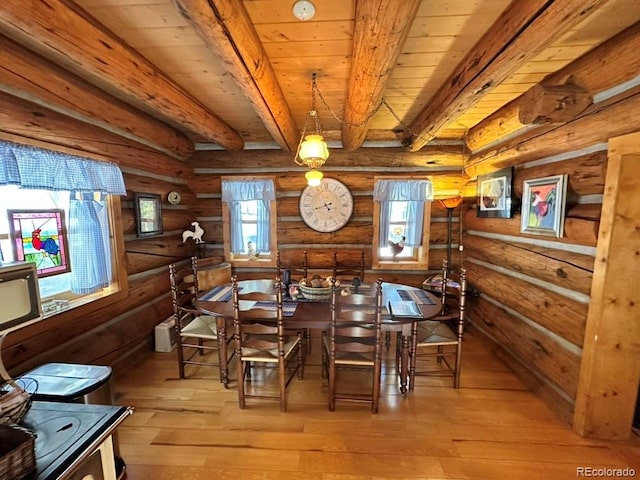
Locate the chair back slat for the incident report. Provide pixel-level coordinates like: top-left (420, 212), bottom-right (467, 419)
top-left (231, 274), bottom-right (304, 412)
top-left (169, 258), bottom-right (233, 385)
top-left (332, 250), bottom-right (365, 281)
top-left (326, 278), bottom-right (383, 413)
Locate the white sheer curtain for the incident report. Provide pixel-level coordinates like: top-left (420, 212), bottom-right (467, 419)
top-left (221, 179), bottom-right (275, 254)
top-left (373, 179), bottom-right (432, 247)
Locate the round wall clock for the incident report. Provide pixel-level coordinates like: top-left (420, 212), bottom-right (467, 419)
top-left (299, 178), bottom-right (353, 232)
top-left (167, 191), bottom-right (181, 205)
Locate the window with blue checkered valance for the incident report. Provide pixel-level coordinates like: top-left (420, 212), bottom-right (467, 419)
top-left (0, 141), bottom-right (126, 295)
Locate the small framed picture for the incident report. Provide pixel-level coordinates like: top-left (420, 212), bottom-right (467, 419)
top-left (520, 175), bottom-right (568, 238)
top-left (134, 193), bottom-right (163, 237)
top-left (477, 167), bottom-right (513, 218)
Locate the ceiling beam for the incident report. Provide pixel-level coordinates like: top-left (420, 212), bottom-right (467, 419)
top-left (341, 0), bottom-right (421, 151)
top-left (403, 0), bottom-right (609, 152)
top-left (0, 90), bottom-right (192, 175)
top-left (466, 83), bottom-right (592, 153)
top-left (0, 0), bottom-right (243, 150)
top-left (174, 0), bottom-right (299, 153)
top-left (466, 22), bottom-right (640, 154)
top-left (0, 34), bottom-right (194, 161)
top-left (188, 146), bottom-right (465, 169)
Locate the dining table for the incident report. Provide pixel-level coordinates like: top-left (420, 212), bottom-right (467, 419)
top-left (195, 279), bottom-right (442, 394)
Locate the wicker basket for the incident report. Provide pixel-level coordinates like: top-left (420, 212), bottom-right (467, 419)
top-left (298, 284), bottom-right (332, 300)
top-left (0, 423), bottom-right (36, 480)
top-left (298, 280), bottom-right (340, 301)
top-left (0, 378), bottom-right (37, 426)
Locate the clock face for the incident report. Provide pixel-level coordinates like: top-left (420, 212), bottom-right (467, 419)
top-left (167, 191), bottom-right (181, 205)
top-left (299, 178), bottom-right (353, 232)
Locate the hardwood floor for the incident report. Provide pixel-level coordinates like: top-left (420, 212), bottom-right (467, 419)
top-left (113, 328), bottom-right (640, 479)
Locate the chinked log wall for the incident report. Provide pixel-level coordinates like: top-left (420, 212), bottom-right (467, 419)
top-left (187, 147), bottom-right (465, 288)
top-left (0, 92), bottom-right (191, 375)
top-left (462, 23), bottom-right (640, 426)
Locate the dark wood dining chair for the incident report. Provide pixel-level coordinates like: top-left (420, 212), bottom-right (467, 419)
top-left (332, 250), bottom-right (365, 281)
top-left (277, 249), bottom-right (312, 352)
top-left (232, 275), bottom-right (305, 412)
top-left (323, 278), bottom-right (384, 413)
top-left (169, 258), bottom-right (233, 387)
top-left (408, 263), bottom-right (467, 390)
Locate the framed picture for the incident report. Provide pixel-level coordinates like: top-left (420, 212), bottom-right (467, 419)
top-left (134, 193), bottom-right (163, 237)
top-left (477, 167), bottom-right (513, 218)
top-left (8, 209), bottom-right (71, 277)
top-left (520, 174), bottom-right (568, 238)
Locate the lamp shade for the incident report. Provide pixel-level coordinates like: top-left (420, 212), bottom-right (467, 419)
top-left (439, 197), bottom-right (463, 209)
top-left (305, 169), bottom-right (323, 187)
top-left (299, 134), bottom-right (329, 162)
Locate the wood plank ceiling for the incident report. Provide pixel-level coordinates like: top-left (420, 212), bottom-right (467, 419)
top-left (1, 0), bottom-right (639, 156)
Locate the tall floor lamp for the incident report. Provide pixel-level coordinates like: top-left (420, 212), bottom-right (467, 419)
top-left (439, 197), bottom-right (463, 273)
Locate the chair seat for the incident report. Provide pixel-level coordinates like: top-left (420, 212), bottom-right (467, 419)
top-left (416, 321), bottom-right (457, 345)
top-left (241, 336), bottom-right (301, 362)
top-left (180, 314), bottom-right (219, 339)
top-left (334, 351), bottom-right (375, 366)
top-left (322, 335), bottom-right (375, 366)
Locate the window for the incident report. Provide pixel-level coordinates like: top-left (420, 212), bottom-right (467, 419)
top-left (0, 140), bottom-right (127, 316)
top-left (372, 178), bottom-right (432, 270)
top-left (221, 177), bottom-right (277, 266)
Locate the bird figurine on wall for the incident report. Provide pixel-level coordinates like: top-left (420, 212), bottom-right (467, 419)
top-left (388, 236), bottom-right (406, 260)
top-left (182, 221), bottom-right (205, 244)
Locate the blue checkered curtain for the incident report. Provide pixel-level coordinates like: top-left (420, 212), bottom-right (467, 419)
top-left (221, 179), bottom-right (275, 254)
top-left (0, 140), bottom-right (124, 291)
top-left (373, 179), bottom-right (432, 247)
top-left (0, 140), bottom-right (126, 194)
top-left (69, 192), bottom-right (111, 294)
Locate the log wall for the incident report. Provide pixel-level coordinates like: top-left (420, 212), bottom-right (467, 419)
top-left (187, 149), bottom-right (465, 288)
top-left (0, 93), bottom-right (195, 376)
top-left (461, 25), bottom-right (640, 428)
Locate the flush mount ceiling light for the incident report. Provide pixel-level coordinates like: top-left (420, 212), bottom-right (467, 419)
top-left (292, 0), bottom-right (316, 21)
top-left (294, 73), bottom-right (329, 187)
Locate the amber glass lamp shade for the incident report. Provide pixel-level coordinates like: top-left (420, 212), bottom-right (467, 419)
top-left (439, 197), bottom-right (463, 209)
top-left (298, 134), bottom-right (329, 163)
top-left (305, 169), bottom-right (323, 187)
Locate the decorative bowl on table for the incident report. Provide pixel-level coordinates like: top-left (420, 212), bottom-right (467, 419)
top-left (298, 276), bottom-right (340, 300)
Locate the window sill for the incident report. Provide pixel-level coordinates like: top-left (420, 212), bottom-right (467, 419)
top-left (373, 261), bottom-right (428, 271)
top-left (229, 257), bottom-right (277, 268)
top-left (41, 285), bottom-right (123, 319)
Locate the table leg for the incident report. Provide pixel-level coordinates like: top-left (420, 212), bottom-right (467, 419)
top-left (399, 333), bottom-right (411, 395)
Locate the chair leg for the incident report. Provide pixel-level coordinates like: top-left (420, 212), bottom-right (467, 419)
top-left (279, 356), bottom-right (287, 413)
top-left (217, 319), bottom-right (229, 388)
top-left (297, 337), bottom-right (305, 380)
top-left (236, 340), bottom-right (246, 408)
top-left (328, 360), bottom-right (336, 412)
top-left (176, 335), bottom-right (186, 379)
top-left (408, 323), bottom-right (418, 392)
top-left (454, 344), bottom-right (462, 389)
top-left (321, 332), bottom-right (328, 379)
